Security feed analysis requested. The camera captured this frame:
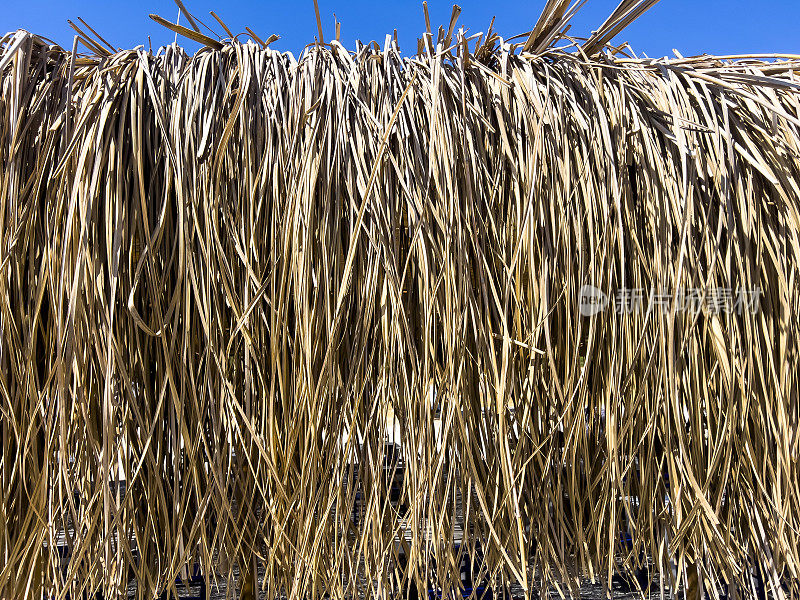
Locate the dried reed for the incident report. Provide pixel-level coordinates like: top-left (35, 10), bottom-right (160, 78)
top-left (1, 2), bottom-right (800, 599)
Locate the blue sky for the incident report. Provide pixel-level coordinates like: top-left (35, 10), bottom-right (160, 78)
top-left (3, 0), bottom-right (799, 59)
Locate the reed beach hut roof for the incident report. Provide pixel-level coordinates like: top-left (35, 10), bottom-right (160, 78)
top-left (1, 1), bottom-right (800, 598)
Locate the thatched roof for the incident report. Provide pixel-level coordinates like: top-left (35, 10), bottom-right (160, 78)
top-left (1, 1), bottom-right (800, 598)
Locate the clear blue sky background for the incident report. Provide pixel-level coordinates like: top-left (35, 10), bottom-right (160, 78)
top-left (2, 0), bottom-right (799, 59)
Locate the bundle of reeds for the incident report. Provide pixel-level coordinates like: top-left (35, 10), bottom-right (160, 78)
top-left (1, 1), bottom-right (800, 598)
